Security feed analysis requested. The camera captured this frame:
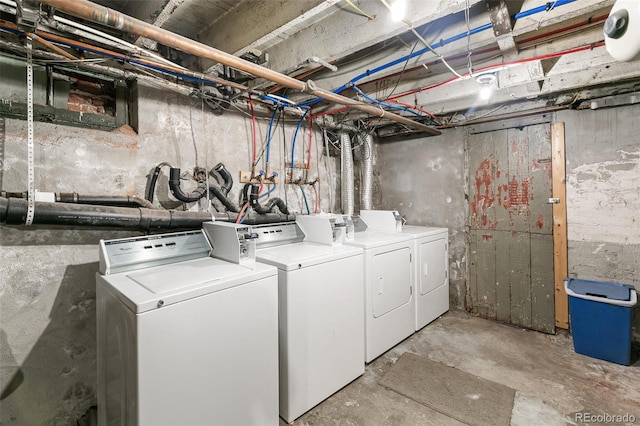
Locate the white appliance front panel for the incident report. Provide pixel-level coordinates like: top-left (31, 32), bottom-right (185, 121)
top-left (413, 230), bottom-right (450, 331)
top-left (361, 240), bottom-right (415, 363)
top-left (416, 282), bottom-right (449, 331)
top-left (372, 247), bottom-right (412, 318)
top-left (277, 254), bottom-right (365, 422)
top-left (418, 237), bottom-right (447, 295)
top-left (97, 275), bottom-right (279, 426)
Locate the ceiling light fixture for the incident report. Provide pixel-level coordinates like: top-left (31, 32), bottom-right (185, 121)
top-left (390, 0), bottom-right (406, 22)
top-left (475, 72), bottom-right (498, 100)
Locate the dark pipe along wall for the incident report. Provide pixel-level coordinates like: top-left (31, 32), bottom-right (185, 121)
top-left (0, 197), bottom-right (295, 230)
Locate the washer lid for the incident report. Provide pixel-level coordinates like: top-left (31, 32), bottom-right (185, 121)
top-left (401, 225), bottom-right (448, 238)
top-left (98, 257), bottom-right (277, 313)
top-left (345, 230), bottom-right (413, 249)
top-left (256, 242), bottom-right (363, 271)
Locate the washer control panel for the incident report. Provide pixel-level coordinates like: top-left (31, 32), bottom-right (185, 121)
top-left (99, 230), bottom-right (210, 275)
top-left (202, 221), bottom-right (257, 265)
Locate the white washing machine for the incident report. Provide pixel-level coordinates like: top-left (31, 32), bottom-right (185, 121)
top-left (254, 217), bottom-right (365, 423)
top-left (96, 225), bottom-right (279, 426)
top-left (344, 216), bottom-right (414, 363)
top-left (359, 210), bottom-right (449, 331)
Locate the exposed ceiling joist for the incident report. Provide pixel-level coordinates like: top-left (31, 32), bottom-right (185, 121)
top-left (37, 0), bottom-right (441, 135)
top-left (134, 0), bottom-right (188, 49)
top-left (200, 0), bottom-right (342, 75)
top-left (264, 0), bottom-right (486, 77)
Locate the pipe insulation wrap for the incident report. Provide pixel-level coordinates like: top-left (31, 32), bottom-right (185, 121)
top-left (360, 133), bottom-right (373, 211)
top-left (340, 132), bottom-right (354, 215)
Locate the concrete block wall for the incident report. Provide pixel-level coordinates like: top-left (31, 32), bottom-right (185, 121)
top-left (0, 83), bottom-right (333, 425)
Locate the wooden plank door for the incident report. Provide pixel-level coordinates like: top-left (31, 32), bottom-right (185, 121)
top-left (468, 123), bottom-right (555, 333)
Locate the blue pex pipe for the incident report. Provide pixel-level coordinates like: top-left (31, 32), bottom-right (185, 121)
top-left (290, 110), bottom-right (309, 170)
top-left (265, 107), bottom-right (279, 165)
top-left (299, 0), bottom-right (576, 107)
top-left (352, 85), bottom-right (424, 117)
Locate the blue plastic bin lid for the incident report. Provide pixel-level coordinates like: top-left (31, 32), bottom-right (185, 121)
top-left (565, 278), bottom-right (634, 301)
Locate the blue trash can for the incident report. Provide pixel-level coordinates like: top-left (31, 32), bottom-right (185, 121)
top-left (564, 278), bottom-right (637, 365)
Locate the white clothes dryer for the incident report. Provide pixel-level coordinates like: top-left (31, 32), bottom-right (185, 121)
top-left (401, 226), bottom-right (449, 330)
top-left (359, 210), bottom-right (449, 331)
top-left (344, 223), bottom-right (414, 363)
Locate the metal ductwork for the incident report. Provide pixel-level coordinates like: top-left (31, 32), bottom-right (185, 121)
top-left (0, 197), bottom-right (295, 229)
top-left (37, 0), bottom-right (441, 136)
top-left (360, 133), bottom-right (373, 211)
top-left (340, 133), bottom-right (354, 215)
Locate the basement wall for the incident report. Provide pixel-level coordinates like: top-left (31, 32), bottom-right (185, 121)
top-left (374, 129), bottom-right (467, 310)
top-left (0, 83), bottom-right (332, 425)
top-left (375, 107), bottom-right (639, 340)
top-left (557, 105), bottom-right (640, 340)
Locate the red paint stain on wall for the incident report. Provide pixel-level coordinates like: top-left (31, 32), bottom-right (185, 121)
top-left (536, 214), bottom-right (545, 229)
top-left (508, 177), bottom-right (530, 207)
top-left (471, 155), bottom-right (496, 230)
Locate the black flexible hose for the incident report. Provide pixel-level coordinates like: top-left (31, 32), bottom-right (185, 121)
top-left (146, 162), bottom-right (172, 202)
top-left (208, 186), bottom-right (240, 213)
top-left (250, 184), bottom-right (289, 215)
top-left (213, 163), bottom-right (233, 196)
top-left (168, 168), bottom-right (207, 203)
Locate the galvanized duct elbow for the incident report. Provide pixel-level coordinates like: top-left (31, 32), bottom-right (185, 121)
top-left (360, 133), bottom-right (374, 211)
top-left (340, 132), bottom-right (354, 215)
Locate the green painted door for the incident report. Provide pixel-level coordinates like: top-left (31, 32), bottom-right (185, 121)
top-left (468, 123), bottom-right (555, 333)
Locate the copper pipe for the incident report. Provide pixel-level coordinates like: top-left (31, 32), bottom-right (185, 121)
top-left (29, 32), bottom-right (79, 60)
top-left (38, 0), bottom-right (440, 135)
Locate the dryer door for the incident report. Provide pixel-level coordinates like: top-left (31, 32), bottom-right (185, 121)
top-left (419, 237), bottom-right (447, 295)
top-left (372, 247), bottom-right (412, 317)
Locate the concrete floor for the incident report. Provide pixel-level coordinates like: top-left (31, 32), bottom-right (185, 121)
top-left (283, 311), bottom-right (640, 425)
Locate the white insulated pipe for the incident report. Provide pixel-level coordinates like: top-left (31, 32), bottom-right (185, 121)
top-left (360, 133), bottom-right (373, 211)
top-left (340, 133), bottom-right (354, 215)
